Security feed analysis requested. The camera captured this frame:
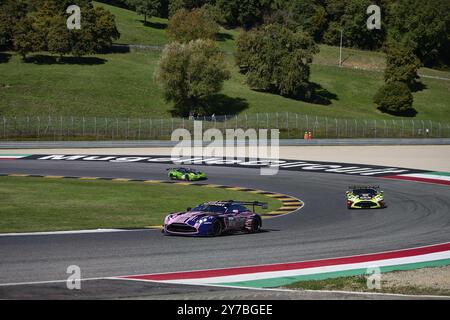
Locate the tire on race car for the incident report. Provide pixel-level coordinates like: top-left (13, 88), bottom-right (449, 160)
top-left (211, 219), bottom-right (223, 236)
top-left (248, 217), bottom-right (262, 233)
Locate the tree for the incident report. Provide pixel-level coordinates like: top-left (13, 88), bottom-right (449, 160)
top-left (47, 16), bottom-right (72, 60)
top-left (168, 0), bottom-right (210, 17)
top-left (0, 0), bottom-right (29, 49)
top-left (154, 39), bottom-right (230, 116)
top-left (12, 16), bottom-right (40, 59)
top-left (373, 81), bottom-right (414, 114)
top-left (323, 0), bottom-right (385, 50)
top-left (265, 0), bottom-right (328, 41)
top-left (166, 7), bottom-right (219, 43)
top-left (214, 0), bottom-right (272, 29)
top-left (384, 45), bottom-right (421, 87)
top-left (126, 0), bottom-right (161, 24)
top-left (236, 24), bottom-right (319, 98)
top-left (92, 6), bottom-right (121, 52)
top-left (386, 0), bottom-right (450, 67)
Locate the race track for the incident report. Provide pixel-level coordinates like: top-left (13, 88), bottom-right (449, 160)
top-left (1, 159), bottom-right (450, 298)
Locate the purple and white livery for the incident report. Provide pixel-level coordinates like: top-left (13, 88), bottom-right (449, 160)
top-left (163, 201), bottom-right (266, 236)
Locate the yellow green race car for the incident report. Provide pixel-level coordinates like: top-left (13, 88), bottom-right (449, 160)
top-left (167, 167), bottom-right (207, 181)
top-left (346, 185), bottom-right (386, 209)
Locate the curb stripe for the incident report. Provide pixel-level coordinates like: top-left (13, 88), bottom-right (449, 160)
top-left (120, 242), bottom-right (450, 282)
top-left (384, 175), bottom-right (450, 186)
top-left (219, 258), bottom-right (450, 288)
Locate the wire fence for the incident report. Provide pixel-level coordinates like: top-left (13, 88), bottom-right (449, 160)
top-left (1, 113), bottom-right (450, 141)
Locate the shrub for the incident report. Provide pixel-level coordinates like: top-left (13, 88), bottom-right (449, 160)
top-left (373, 81), bottom-right (414, 114)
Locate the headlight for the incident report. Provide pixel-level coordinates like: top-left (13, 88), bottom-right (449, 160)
top-left (198, 217), bottom-right (211, 224)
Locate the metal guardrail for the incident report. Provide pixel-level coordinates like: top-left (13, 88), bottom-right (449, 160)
top-left (1, 113), bottom-right (449, 141)
top-left (1, 138), bottom-right (450, 149)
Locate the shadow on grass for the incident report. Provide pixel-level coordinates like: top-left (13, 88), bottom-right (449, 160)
top-left (169, 94), bottom-right (249, 117)
top-left (304, 82), bottom-right (339, 106)
top-left (216, 32), bottom-right (234, 42)
top-left (110, 44), bottom-right (131, 53)
top-left (24, 55), bottom-right (107, 65)
top-left (0, 52), bottom-right (12, 63)
top-left (377, 106), bottom-right (418, 117)
top-left (140, 20), bottom-right (167, 30)
top-left (201, 94), bottom-right (249, 116)
top-left (250, 82), bottom-right (337, 106)
top-left (410, 81), bottom-right (427, 93)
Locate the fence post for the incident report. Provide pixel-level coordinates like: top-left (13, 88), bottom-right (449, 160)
top-left (335, 118), bottom-right (338, 138)
top-left (149, 119), bottom-right (152, 139)
top-left (104, 118), bottom-right (108, 141)
top-left (138, 118), bottom-right (141, 140)
top-left (401, 119), bottom-right (404, 138)
top-left (82, 117), bottom-right (85, 137)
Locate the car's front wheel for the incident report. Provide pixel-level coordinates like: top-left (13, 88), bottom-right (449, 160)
top-left (211, 219), bottom-right (223, 236)
top-left (248, 217), bottom-right (261, 233)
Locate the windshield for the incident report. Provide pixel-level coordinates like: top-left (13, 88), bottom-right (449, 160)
top-left (191, 204), bottom-right (227, 213)
top-left (353, 189), bottom-right (377, 196)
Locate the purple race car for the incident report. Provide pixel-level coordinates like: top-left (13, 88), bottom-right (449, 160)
top-left (163, 200), bottom-right (267, 236)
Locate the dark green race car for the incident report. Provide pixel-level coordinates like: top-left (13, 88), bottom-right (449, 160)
top-left (167, 167), bottom-right (207, 181)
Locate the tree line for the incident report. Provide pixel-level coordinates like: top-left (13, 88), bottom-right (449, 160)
top-left (0, 0), bottom-right (120, 59)
top-left (120, 0), bottom-right (448, 68)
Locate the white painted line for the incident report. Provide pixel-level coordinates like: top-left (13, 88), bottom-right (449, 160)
top-left (400, 173), bottom-right (450, 182)
top-left (0, 228), bottom-right (157, 237)
top-left (0, 277), bottom-right (108, 287)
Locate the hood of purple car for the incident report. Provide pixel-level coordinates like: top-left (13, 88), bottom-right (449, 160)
top-left (167, 211), bottom-right (217, 225)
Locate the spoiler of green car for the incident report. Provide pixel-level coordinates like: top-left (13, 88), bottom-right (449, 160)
top-left (348, 185), bottom-right (381, 190)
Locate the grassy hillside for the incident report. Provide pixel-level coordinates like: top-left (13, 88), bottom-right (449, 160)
top-left (0, 2), bottom-right (449, 122)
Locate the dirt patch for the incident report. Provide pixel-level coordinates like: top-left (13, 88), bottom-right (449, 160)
top-left (381, 265), bottom-right (450, 293)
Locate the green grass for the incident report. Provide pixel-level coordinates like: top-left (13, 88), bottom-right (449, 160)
top-left (0, 176), bottom-right (281, 233)
top-left (1, 51), bottom-right (449, 121)
top-left (0, 2), bottom-right (449, 122)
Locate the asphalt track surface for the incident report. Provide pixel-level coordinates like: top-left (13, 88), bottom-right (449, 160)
top-left (1, 159), bottom-right (450, 299)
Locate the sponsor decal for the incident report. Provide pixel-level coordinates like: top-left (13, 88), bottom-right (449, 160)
top-left (22, 154), bottom-right (427, 177)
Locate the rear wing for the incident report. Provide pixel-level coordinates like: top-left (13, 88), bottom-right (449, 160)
top-left (230, 201), bottom-right (268, 211)
top-left (348, 185), bottom-right (380, 190)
